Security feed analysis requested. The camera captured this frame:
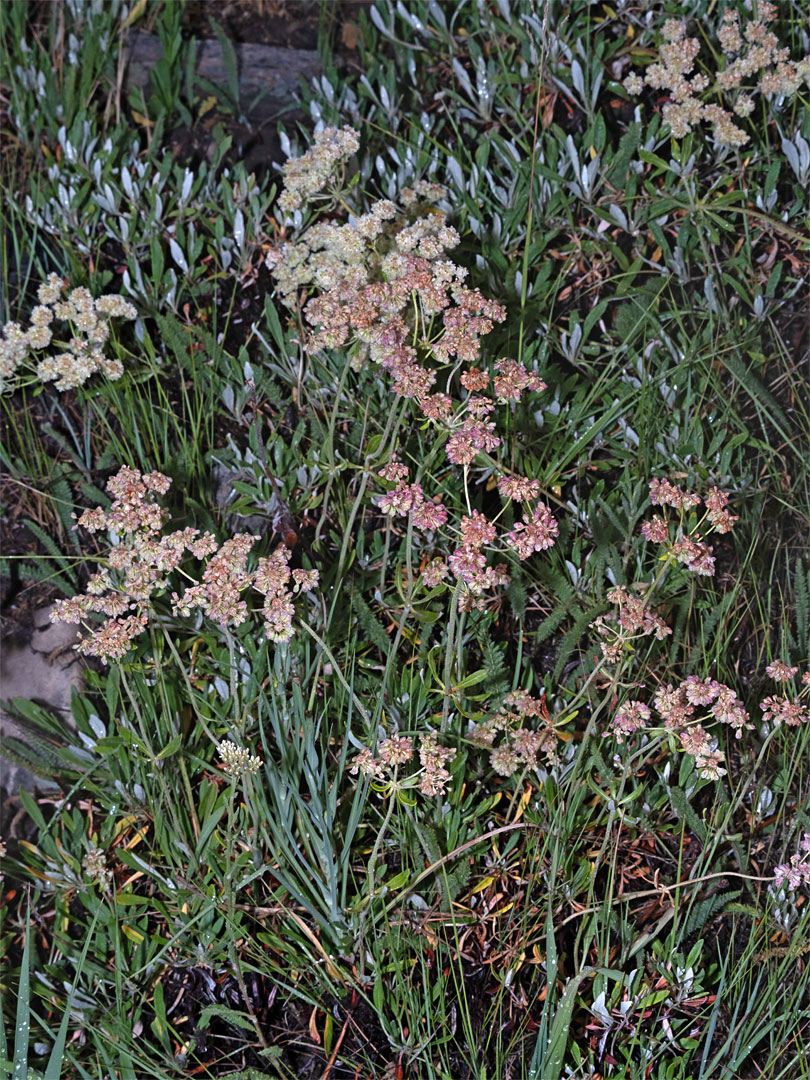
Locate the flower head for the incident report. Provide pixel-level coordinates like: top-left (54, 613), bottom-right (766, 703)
top-left (218, 740), bottom-right (262, 778)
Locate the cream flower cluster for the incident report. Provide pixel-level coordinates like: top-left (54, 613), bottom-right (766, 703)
top-left (51, 466), bottom-right (319, 663)
top-left (268, 128), bottom-right (556, 614)
top-left (0, 274), bottom-right (136, 392)
top-left (277, 125), bottom-right (360, 214)
top-left (624, 7), bottom-right (810, 146)
top-left (218, 739), bottom-right (263, 778)
top-left (351, 733), bottom-right (457, 797)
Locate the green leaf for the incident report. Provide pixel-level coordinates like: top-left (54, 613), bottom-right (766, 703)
top-left (18, 786), bottom-right (47, 832)
top-left (531, 966), bottom-right (595, 1080)
top-left (720, 352), bottom-right (792, 441)
top-left (684, 889), bottom-right (740, 938)
top-left (348, 585), bottom-right (390, 657)
top-left (669, 786), bottom-right (707, 843)
top-left (44, 908), bottom-right (101, 1080)
top-left (452, 668), bottom-right (489, 690)
top-left (156, 734), bottom-right (183, 759)
top-left (12, 898), bottom-right (31, 1080)
top-left (197, 1003), bottom-right (255, 1034)
top-left (263, 296), bottom-right (287, 352)
top-left (208, 19), bottom-right (241, 111)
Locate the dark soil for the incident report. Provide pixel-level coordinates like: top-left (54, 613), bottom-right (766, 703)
top-left (180, 0), bottom-right (370, 53)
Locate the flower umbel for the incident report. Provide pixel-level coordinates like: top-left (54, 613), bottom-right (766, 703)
top-left (267, 129), bottom-right (556, 612)
top-left (0, 276), bottom-right (136, 393)
top-left (218, 740), bottom-right (263, 778)
top-left (623, 7), bottom-right (810, 147)
top-left (51, 467), bottom-right (319, 662)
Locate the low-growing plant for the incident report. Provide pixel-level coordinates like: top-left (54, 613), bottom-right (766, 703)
top-left (0, 274), bottom-right (136, 393)
top-left (3, 1), bottom-right (810, 1076)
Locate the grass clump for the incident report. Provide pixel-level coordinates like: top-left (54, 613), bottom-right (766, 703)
top-left (1, 1), bottom-right (810, 1078)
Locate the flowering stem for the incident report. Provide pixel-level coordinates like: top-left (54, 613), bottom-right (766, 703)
top-left (379, 517), bottom-right (392, 596)
top-left (327, 399), bottom-right (405, 625)
top-left (148, 626), bottom-right (199, 840)
top-left (315, 353), bottom-right (355, 545)
top-left (377, 519), bottom-right (417, 718)
top-left (297, 621), bottom-right (371, 725)
top-left (158, 627), bottom-right (220, 746)
top-left (119, 663), bottom-right (187, 844)
top-left (556, 654), bottom-right (613, 770)
top-left (365, 786), bottom-right (398, 917)
top-left (517, 0), bottom-right (548, 366)
top-left (643, 549), bottom-right (677, 606)
top-left (441, 581), bottom-right (463, 733)
top-left (223, 787), bottom-right (269, 1050)
top-left (462, 466), bottom-right (472, 516)
top-left (224, 628), bottom-right (240, 727)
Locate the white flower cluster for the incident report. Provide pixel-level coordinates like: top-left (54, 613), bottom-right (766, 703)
top-left (624, 7), bottom-right (810, 147)
top-left (0, 274), bottom-right (137, 393)
top-left (278, 125), bottom-right (360, 214)
top-left (268, 184), bottom-right (462, 306)
top-left (82, 847), bottom-right (114, 890)
top-left (218, 739), bottom-right (263, 778)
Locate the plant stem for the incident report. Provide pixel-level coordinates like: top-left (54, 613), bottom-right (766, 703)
top-left (224, 787), bottom-right (269, 1050)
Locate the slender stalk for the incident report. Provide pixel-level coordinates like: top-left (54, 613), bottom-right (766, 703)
top-left (441, 581), bottom-right (463, 733)
top-left (366, 788), bottom-right (398, 912)
top-left (298, 620), bottom-right (371, 725)
top-left (223, 787), bottom-right (269, 1050)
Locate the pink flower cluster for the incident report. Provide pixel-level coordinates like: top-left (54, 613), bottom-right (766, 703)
top-left (759, 661), bottom-right (810, 729)
top-left (374, 460), bottom-right (556, 611)
top-left (592, 585), bottom-right (672, 663)
top-left (610, 676), bottom-right (752, 779)
top-left (470, 689), bottom-right (561, 776)
top-left (506, 504), bottom-right (560, 560)
top-left (641, 480), bottom-right (738, 577)
top-left (51, 467), bottom-right (319, 662)
top-left (268, 130), bottom-right (558, 611)
top-left (351, 733), bottom-right (456, 797)
top-left (774, 834), bottom-right (810, 892)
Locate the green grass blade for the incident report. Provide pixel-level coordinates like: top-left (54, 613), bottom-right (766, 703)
top-left (43, 909), bottom-right (101, 1080)
top-left (531, 966), bottom-right (594, 1080)
top-left (12, 897), bottom-right (31, 1080)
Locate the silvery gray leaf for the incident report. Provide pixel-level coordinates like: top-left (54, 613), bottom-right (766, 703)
top-left (169, 237), bottom-right (188, 273)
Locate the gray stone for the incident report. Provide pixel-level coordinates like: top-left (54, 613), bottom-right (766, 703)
top-left (124, 30), bottom-right (321, 131)
top-left (0, 605), bottom-right (83, 799)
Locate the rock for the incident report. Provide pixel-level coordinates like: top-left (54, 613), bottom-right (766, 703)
top-left (0, 604), bottom-right (83, 798)
top-left (124, 30), bottom-right (321, 132)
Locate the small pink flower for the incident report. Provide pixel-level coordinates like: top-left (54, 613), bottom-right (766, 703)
top-left (449, 544), bottom-right (486, 583)
top-left (421, 558), bottom-right (448, 588)
top-left (492, 358), bottom-right (546, 402)
top-left (291, 568), bottom-right (319, 592)
top-left (379, 736), bottom-right (413, 766)
top-left (460, 367), bottom-right (490, 391)
top-left (641, 515), bottom-right (669, 543)
top-left (649, 478), bottom-right (701, 510)
top-left (682, 676), bottom-right (721, 706)
top-left (497, 476), bottom-right (540, 503)
top-left (411, 501), bottom-right (447, 530)
top-left (611, 700), bottom-right (651, 739)
top-left (379, 460), bottom-right (410, 482)
top-left (506, 504), bottom-right (558, 559)
top-left (766, 661), bottom-right (799, 682)
top-left (460, 510), bottom-right (496, 548)
top-left (378, 482), bottom-right (424, 516)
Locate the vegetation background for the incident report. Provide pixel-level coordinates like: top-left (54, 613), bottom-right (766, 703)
top-left (1, 1), bottom-right (810, 1077)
